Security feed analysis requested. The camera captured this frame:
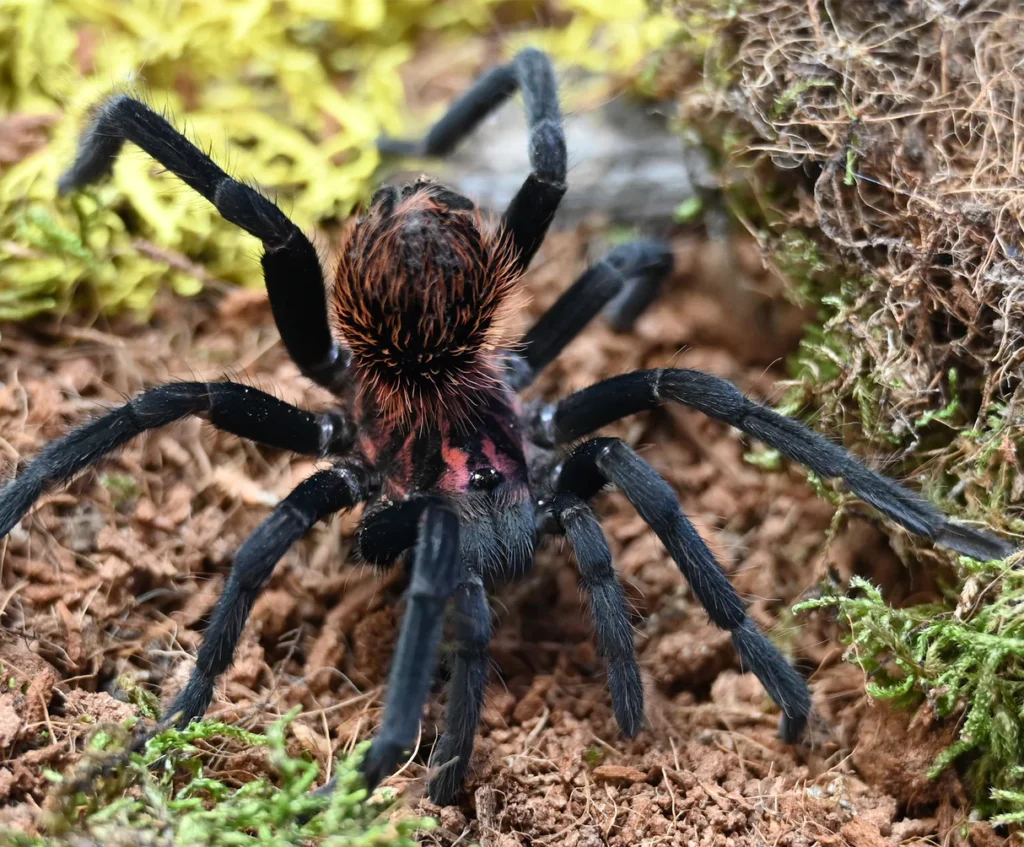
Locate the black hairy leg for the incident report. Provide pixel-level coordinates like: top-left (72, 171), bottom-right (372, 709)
top-left (506, 240), bottom-right (675, 389)
top-left (57, 96), bottom-right (348, 390)
top-left (167, 463), bottom-right (372, 726)
top-left (555, 438), bottom-right (811, 741)
top-left (602, 241), bottom-right (677, 334)
top-left (533, 369), bottom-right (1017, 561)
top-left (0, 382), bottom-right (353, 538)
top-left (58, 461), bottom-right (372, 802)
top-left (550, 493), bottom-right (644, 737)
top-left (362, 503), bottom-right (461, 790)
top-left (428, 573), bottom-right (491, 806)
top-left (312, 503), bottom-right (462, 795)
top-left (378, 47), bottom-right (566, 273)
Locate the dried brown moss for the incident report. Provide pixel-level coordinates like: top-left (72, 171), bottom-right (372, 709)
top-left (666, 0), bottom-right (1024, 821)
top-left (677, 1), bottom-right (1024, 535)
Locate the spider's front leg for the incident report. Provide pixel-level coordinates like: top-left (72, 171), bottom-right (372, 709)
top-left (378, 48), bottom-right (566, 274)
top-left (356, 499), bottom-right (492, 805)
top-left (555, 438), bottom-right (812, 740)
top-left (382, 49), bottom-right (677, 348)
top-left (427, 572), bottom-right (491, 806)
top-left (58, 97), bottom-right (348, 391)
top-left (533, 369), bottom-right (1017, 561)
top-left (0, 382), bottom-right (353, 538)
top-left (316, 502), bottom-right (462, 795)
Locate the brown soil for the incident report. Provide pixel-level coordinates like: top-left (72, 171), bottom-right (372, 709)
top-left (0, 228), bottom-right (1007, 846)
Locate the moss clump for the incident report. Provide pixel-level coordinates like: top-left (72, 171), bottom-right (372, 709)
top-left (796, 562), bottom-right (1024, 822)
top-left (662, 0), bottom-right (1024, 821)
top-left (0, 0), bottom-right (679, 321)
top-left (675, 2), bottom-right (1024, 534)
top-left (1, 710), bottom-right (428, 846)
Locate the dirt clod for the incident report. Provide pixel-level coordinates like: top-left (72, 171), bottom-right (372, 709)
top-left (851, 703), bottom-right (964, 810)
top-left (592, 765), bottom-right (649, 784)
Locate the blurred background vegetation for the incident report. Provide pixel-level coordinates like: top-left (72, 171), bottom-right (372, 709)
top-left (0, 0), bottom-right (677, 319)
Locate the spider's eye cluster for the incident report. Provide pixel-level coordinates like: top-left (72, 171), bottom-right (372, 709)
top-left (332, 185), bottom-right (519, 423)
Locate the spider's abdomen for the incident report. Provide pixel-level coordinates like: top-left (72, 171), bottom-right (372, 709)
top-left (332, 178), bottom-right (520, 426)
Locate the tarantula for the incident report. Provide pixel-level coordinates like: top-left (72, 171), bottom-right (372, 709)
top-left (0, 49), bottom-right (1013, 806)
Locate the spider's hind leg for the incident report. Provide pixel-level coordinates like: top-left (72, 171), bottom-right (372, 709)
top-left (58, 96), bottom-right (348, 391)
top-left (376, 63), bottom-right (519, 160)
top-left (601, 240), bottom-right (676, 333)
top-left (506, 239), bottom-right (674, 390)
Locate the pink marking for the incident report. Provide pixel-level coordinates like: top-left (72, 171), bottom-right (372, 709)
top-left (439, 444), bottom-right (472, 493)
top-left (481, 437), bottom-right (520, 478)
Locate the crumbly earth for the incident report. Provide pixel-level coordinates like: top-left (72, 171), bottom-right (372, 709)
top-left (0, 228), bottom-right (1008, 846)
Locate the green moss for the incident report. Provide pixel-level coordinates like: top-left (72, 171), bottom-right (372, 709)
top-left (113, 675), bottom-right (161, 721)
top-left (771, 231), bottom-right (832, 307)
top-left (99, 474), bottom-right (140, 510)
top-left (844, 147), bottom-right (858, 186)
top-left (742, 446), bottom-right (783, 472)
top-left (796, 562), bottom-right (1024, 820)
top-left (1, 710), bottom-right (431, 846)
top-left (771, 79), bottom-right (836, 119)
top-left (673, 196), bottom-right (704, 223)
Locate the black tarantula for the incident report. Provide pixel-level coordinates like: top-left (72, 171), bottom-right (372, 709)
top-left (0, 49), bottom-right (1014, 806)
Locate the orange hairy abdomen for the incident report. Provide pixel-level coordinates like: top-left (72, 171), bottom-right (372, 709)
top-left (331, 187), bottom-right (519, 425)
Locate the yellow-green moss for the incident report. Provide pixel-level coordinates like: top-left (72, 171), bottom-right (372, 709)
top-left (0, 0), bottom-right (680, 320)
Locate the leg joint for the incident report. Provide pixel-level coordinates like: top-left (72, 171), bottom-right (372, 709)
top-left (303, 344), bottom-right (352, 395)
top-left (454, 640), bottom-right (490, 661)
top-left (595, 436), bottom-right (621, 465)
top-left (329, 462), bottom-right (373, 503)
top-left (650, 368), bottom-right (667, 404)
top-left (213, 179), bottom-right (293, 247)
top-left (453, 620), bottom-right (491, 657)
top-left (527, 400), bottom-right (558, 448)
top-left (528, 119), bottom-right (567, 186)
top-left (318, 412), bottom-right (356, 456)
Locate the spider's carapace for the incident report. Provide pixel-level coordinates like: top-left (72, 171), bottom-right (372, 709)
top-left (337, 178), bottom-right (535, 579)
